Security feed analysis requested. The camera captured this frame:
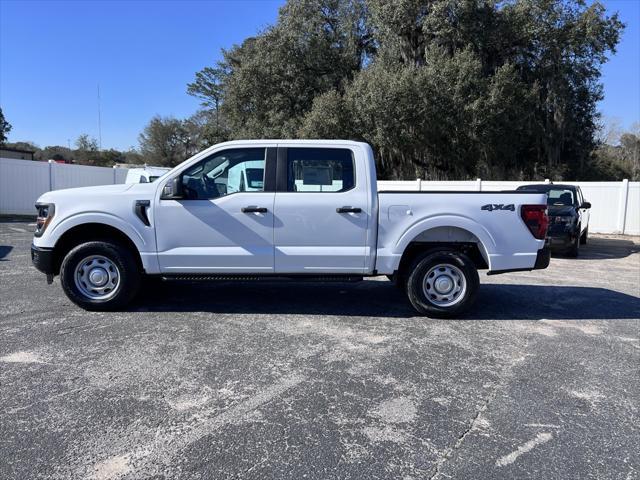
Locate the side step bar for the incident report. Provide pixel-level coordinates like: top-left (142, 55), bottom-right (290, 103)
top-left (160, 274), bottom-right (364, 282)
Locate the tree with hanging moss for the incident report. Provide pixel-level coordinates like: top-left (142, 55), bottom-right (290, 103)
top-left (188, 0), bottom-right (624, 180)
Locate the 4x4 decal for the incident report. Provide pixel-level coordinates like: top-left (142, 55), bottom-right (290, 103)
top-left (481, 204), bottom-right (515, 212)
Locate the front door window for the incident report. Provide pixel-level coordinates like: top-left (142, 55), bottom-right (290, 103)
top-left (181, 148), bottom-right (266, 200)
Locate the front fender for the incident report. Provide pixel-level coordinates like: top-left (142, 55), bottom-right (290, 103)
top-left (45, 212), bottom-right (148, 251)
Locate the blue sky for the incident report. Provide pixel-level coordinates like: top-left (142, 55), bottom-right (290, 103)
top-left (0, 0), bottom-right (638, 151)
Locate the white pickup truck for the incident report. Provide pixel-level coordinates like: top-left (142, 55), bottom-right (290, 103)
top-left (31, 140), bottom-right (550, 317)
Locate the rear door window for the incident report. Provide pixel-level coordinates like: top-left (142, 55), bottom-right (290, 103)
top-left (286, 148), bottom-right (354, 192)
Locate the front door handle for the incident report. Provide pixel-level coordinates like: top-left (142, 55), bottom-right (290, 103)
top-left (242, 206), bottom-right (268, 213)
top-left (336, 206), bottom-right (362, 213)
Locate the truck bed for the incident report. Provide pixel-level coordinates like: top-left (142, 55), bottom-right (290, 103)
top-left (375, 190), bottom-right (548, 274)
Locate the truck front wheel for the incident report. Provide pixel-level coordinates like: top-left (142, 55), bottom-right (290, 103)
top-left (405, 250), bottom-right (479, 318)
top-left (59, 241), bottom-right (141, 311)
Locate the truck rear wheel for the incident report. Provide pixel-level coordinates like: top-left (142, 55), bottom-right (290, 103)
top-left (405, 250), bottom-right (479, 318)
top-left (59, 241), bottom-right (141, 311)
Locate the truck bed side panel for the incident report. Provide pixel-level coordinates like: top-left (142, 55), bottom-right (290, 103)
top-left (376, 192), bottom-right (547, 274)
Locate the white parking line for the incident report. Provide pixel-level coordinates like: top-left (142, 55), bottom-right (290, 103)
top-left (496, 432), bottom-right (553, 467)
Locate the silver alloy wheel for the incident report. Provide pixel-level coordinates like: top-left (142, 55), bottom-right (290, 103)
top-left (74, 255), bottom-right (120, 300)
top-left (422, 263), bottom-right (467, 307)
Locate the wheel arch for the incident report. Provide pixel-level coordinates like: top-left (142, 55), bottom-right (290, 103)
top-left (51, 222), bottom-right (144, 275)
top-left (394, 221), bottom-right (493, 280)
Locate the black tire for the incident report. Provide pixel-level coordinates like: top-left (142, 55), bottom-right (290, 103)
top-left (138, 274), bottom-right (166, 298)
top-left (386, 274), bottom-right (405, 290)
top-left (59, 241), bottom-right (141, 311)
top-left (566, 227), bottom-right (580, 257)
top-left (405, 250), bottom-right (479, 318)
top-left (580, 226), bottom-right (588, 245)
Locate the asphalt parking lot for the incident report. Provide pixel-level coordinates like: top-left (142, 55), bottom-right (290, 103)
top-left (1, 220), bottom-right (638, 480)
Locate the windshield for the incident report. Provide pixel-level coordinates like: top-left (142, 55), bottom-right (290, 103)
top-left (547, 189), bottom-right (575, 206)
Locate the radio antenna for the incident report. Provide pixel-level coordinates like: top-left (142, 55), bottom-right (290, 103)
top-left (97, 83), bottom-right (103, 150)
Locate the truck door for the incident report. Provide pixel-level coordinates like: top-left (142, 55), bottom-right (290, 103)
top-left (155, 147), bottom-right (276, 273)
top-left (273, 146), bottom-right (370, 274)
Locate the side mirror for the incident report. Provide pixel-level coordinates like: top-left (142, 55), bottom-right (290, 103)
top-left (580, 201), bottom-right (591, 209)
top-left (162, 176), bottom-right (183, 199)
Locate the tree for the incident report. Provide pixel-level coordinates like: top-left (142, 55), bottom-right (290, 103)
top-left (620, 132), bottom-right (640, 180)
top-left (35, 145), bottom-right (72, 163)
top-left (75, 134), bottom-right (99, 152)
top-left (5, 138), bottom-right (133, 167)
top-left (189, 0), bottom-right (623, 180)
top-left (183, 110), bottom-right (224, 151)
top-left (74, 134), bottom-right (105, 166)
top-left (504, 0), bottom-right (622, 179)
top-left (591, 125), bottom-right (640, 181)
top-left (123, 149), bottom-right (145, 165)
top-left (0, 107), bottom-right (12, 145)
top-left (5, 141), bottom-right (38, 152)
top-left (190, 0), bottom-right (372, 139)
top-left (187, 67), bottom-right (228, 141)
top-left (138, 116), bottom-right (191, 167)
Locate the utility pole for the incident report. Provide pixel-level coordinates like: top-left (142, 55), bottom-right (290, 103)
top-left (97, 83), bottom-right (102, 150)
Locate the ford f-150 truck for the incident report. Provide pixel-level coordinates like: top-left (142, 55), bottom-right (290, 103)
top-left (31, 140), bottom-right (550, 317)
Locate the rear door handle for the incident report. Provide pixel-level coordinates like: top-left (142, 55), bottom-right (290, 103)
top-left (336, 206), bottom-right (362, 213)
top-left (242, 206), bottom-right (268, 213)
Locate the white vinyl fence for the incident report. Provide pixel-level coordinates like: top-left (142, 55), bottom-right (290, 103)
top-left (0, 158), bottom-right (127, 216)
top-left (1, 157), bottom-right (638, 234)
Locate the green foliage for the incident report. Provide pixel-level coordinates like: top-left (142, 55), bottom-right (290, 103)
top-left (5, 139), bottom-right (132, 167)
top-left (187, 67), bottom-right (225, 111)
top-left (74, 134), bottom-right (112, 166)
top-left (188, 0), bottom-right (625, 180)
top-left (188, 0), bottom-right (372, 139)
top-left (0, 107), bottom-right (12, 145)
top-left (299, 90), bottom-right (357, 140)
top-left (138, 116), bottom-right (189, 167)
top-left (591, 129), bottom-right (640, 180)
top-left (34, 145), bottom-right (72, 162)
top-left (187, 68), bottom-right (228, 142)
top-left (138, 112), bottom-right (215, 167)
top-left (75, 134), bottom-right (98, 152)
top-left (6, 141), bottom-right (38, 152)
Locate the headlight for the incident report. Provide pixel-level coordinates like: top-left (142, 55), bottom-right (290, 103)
top-left (554, 216), bottom-right (572, 225)
top-left (34, 203), bottom-right (55, 237)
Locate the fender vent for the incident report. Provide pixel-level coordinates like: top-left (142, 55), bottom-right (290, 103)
top-left (135, 200), bottom-right (151, 226)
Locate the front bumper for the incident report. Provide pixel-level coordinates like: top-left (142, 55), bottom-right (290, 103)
top-left (547, 224), bottom-right (578, 250)
top-left (548, 235), bottom-right (575, 249)
top-left (31, 244), bottom-right (55, 275)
